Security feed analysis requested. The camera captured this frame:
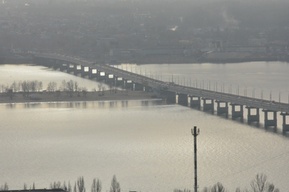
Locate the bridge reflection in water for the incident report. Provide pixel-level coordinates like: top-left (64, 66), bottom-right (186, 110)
top-left (32, 52), bottom-right (289, 134)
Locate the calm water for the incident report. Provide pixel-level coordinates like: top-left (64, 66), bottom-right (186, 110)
top-left (1, 62), bottom-right (289, 192)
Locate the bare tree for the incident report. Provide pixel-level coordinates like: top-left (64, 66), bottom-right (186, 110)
top-left (10, 81), bottom-right (18, 92)
top-left (47, 82), bottom-right (58, 92)
top-left (21, 81), bottom-right (30, 97)
top-left (68, 181), bottom-right (72, 192)
top-left (74, 182), bottom-right (77, 192)
top-left (267, 184), bottom-right (279, 192)
top-left (63, 181), bottom-right (67, 191)
top-left (98, 83), bottom-right (103, 95)
top-left (74, 82), bottom-right (79, 92)
top-left (0, 182), bottom-right (9, 190)
top-left (67, 80), bottom-right (75, 97)
top-left (50, 181), bottom-right (62, 189)
top-left (24, 183), bottom-right (27, 190)
top-left (91, 178), bottom-right (102, 192)
top-left (77, 176), bottom-right (86, 192)
top-left (251, 174), bottom-right (267, 192)
top-left (250, 174), bottom-right (279, 192)
top-left (61, 80), bottom-right (67, 91)
top-left (211, 182), bottom-right (226, 192)
top-left (110, 175), bottom-right (120, 192)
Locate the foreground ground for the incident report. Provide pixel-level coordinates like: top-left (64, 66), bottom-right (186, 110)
top-left (0, 90), bottom-right (159, 104)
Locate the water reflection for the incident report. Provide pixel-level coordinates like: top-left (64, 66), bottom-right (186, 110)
top-left (141, 100), bottom-right (149, 106)
top-left (5, 103), bottom-right (16, 109)
top-left (98, 101), bottom-right (105, 108)
top-left (109, 101), bottom-right (116, 108)
top-left (122, 100), bottom-right (128, 107)
top-left (24, 102), bottom-right (41, 108)
top-left (3, 100), bottom-right (161, 110)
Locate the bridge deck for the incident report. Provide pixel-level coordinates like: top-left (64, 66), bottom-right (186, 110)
top-left (32, 52), bottom-right (289, 113)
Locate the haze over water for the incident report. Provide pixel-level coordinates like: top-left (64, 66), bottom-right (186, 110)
top-left (1, 61), bottom-right (289, 191)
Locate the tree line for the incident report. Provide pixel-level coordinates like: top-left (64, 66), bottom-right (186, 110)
top-left (0, 80), bottom-right (89, 93)
top-left (0, 174), bottom-right (279, 192)
top-left (0, 80), bottom-right (111, 99)
top-left (0, 175), bottom-right (120, 192)
top-left (174, 174), bottom-right (279, 192)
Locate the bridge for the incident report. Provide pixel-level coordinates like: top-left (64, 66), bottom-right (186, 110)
top-left (31, 52), bottom-right (289, 134)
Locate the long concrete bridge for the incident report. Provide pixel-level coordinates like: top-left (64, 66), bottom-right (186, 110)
top-left (31, 52), bottom-right (289, 134)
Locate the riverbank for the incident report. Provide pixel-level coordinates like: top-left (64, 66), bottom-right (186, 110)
top-left (1, 52), bottom-right (289, 65)
top-left (129, 52), bottom-right (289, 64)
top-left (0, 90), bottom-right (160, 104)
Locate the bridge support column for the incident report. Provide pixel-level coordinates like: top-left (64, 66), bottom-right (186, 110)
top-left (281, 112), bottom-right (289, 134)
top-left (161, 90), bottom-right (176, 104)
top-left (190, 96), bottom-right (201, 109)
top-left (144, 86), bottom-right (153, 92)
top-left (115, 77), bottom-right (123, 87)
top-left (124, 80), bottom-right (133, 90)
top-left (230, 104), bottom-right (244, 121)
top-left (263, 110), bottom-right (277, 129)
top-left (60, 64), bottom-right (67, 72)
top-left (105, 74), bottom-right (115, 85)
top-left (89, 68), bottom-right (98, 79)
top-left (202, 98), bottom-right (214, 113)
top-left (97, 71), bottom-right (106, 81)
top-left (67, 64), bottom-right (75, 74)
top-left (178, 93), bottom-right (188, 106)
top-left (246, 107), bottom-right (260, 125)
top-left (133, 83), bottom-right (144, 91)
top-left (81, 66), bottom-right (90, 78)
top-left (74, 65), bottom-right (83, 76)
top-left (216, 101), bottom-right (228, 117)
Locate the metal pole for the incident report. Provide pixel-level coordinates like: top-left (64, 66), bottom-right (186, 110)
top-left (191, 126), bottom-right (200, 192)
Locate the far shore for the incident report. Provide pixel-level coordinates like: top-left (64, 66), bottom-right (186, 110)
top-left (0, 90), bottom-right (161, 104)
top-left (1, 52), bottom-right (289, 65)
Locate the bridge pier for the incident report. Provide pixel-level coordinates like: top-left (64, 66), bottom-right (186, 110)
top-left (115, 77), bottom-right (124, 87)
top-left (161, 90), bottom-right (176, 104)
top-left (74, 65), bottom-right (83, 76)
top-left (133, 83), bottom-right (144, 91)
top-left (231, 104), bottom-right (244, 121)
top-left (144, 86), bottom-right (153, 92)
top-left (263, 110), bottom-right (277, 129)
top-left (67, 64), bottom-right (75, 74)
top-left (178, 93), bottom-right (188, 106)
top-left (89, 68), bottom-right (98, 79)
top-left (281, 112), bottom-right (289, 134)
top-left (124, 80), bottom-right (133, 90)
top-left (190, 96), bottom-right (201, 109)
top-left (216, 101), bottom-right (228, 117)
top-left (97, 71), bottom-right (106, 81)
top-left (246, 107), bottom-right (260, 125)
top-left (81, 66), bottom-right (90, 78)
top-left (60, 63), bottom-right (67, 72)
top-left (202, 98), bottom-right (214, 113)
top-left (105, 74), bottom-right (115, 84)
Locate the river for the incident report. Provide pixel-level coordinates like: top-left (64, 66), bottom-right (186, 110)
top-left (0, 62), bottom-right (289, 192)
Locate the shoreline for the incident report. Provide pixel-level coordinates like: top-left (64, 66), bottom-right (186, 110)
top-left (0, 90), bottom-right (161, 104)
top-left (1, 53), bottom-right (289, 65)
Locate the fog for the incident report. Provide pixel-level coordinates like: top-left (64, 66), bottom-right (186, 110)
top-left (1, 0), bottom-right (289, 63)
